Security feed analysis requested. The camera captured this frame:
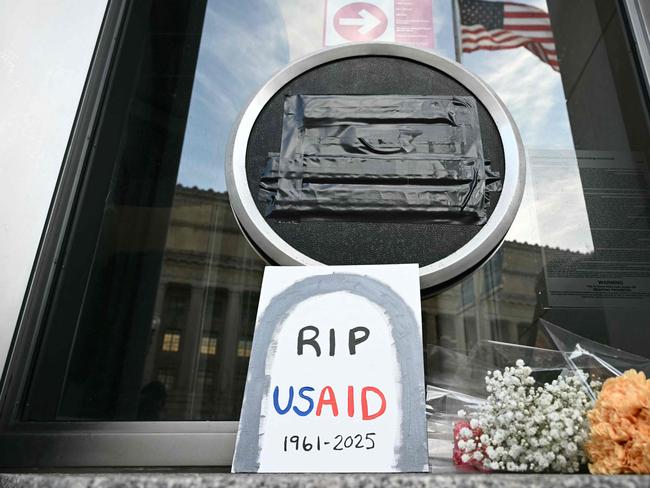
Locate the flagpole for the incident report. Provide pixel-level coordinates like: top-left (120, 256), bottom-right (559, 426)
top-left (451, 0), bottom-right (462, 63)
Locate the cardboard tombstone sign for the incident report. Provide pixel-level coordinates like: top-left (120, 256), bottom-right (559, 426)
top-left (232, 265), bottom-right (428, 473)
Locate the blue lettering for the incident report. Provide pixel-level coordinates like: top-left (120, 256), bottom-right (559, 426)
top-left (273, 386), bottom-right (294, 414)
top-left (292, 386), bottom-right (315, 416)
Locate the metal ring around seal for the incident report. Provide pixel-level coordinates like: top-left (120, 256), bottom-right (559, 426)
top-left (225, 42), bottom-right (526, 290)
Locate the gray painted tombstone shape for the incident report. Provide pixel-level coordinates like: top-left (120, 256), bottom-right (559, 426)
top-left (232, 273), bottom-right (428, 472)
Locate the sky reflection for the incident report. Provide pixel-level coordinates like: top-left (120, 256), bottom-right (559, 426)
top-left (177, 0), bottom-right (593, 253)
top-left (177, 0), bottom-right (289, 191)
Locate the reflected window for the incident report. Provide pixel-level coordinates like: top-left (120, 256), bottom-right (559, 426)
top-left (461, 279), bottom-right (475, 305)
top-left (237, 340), bottom-right (253, 358)
top-left (162, 284), bottom-right (191, 330)
top-left (161, 331), bottom-right (181, 353)
top-left (436, 313), bottom-right (457, 350)
top-left (464, 316), bottom-right (478, 349)
top-left (484, 250), bottom-right (503, 293)
top-left (196, 370), bottom-right (214, 391)
top-left (200, 335), bottom-right (218, 355)
top-left (157, 368), bottom-right (176, 391)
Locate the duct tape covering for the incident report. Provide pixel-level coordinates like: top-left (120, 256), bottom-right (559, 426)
top-left (228, 46), bottom-right (525, 290)
top-left (243, 55), bottom-right (509, 269)
top-left (259, 95), bottom-right (501, 224)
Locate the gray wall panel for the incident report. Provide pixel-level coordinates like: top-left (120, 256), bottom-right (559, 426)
top-left (0, 1), bottom-right (108, 374)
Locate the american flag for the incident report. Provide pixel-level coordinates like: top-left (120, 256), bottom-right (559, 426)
top-left (458, 0), bottom-right (559, 71)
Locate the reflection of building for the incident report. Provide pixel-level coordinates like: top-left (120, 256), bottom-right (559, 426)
top-left (143, 185), bottom-right (584, 420)
top-left (421, 241), bottom-right (585, 355)
top-left (141, 185), bottom-right (265, 420)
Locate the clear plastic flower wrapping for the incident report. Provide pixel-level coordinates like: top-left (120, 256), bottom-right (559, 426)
top-left (425, 318), bottom-right (650, 472)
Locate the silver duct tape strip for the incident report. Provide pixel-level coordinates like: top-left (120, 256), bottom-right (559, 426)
top-left (301, 126), bottom-right (475, 157)
top-left (261, 155), bottom-right (479, 182)
top-left (299, 95), bottom-right (471, 123)
top-left (260, 94), bottom-right (500, 224)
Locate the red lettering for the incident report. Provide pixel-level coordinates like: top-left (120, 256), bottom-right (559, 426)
top-left (361, 386), bottom-right (386, 420)
top-left (347, 385), bottom-right (354, 417)
top-left (316, 386), bottom-right (339, 416)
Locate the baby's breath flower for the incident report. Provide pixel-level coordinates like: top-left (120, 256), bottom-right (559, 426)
top-left (458, 360), bottom-right (593, 473)
top-left (460, 427), bottom-right (472, 439)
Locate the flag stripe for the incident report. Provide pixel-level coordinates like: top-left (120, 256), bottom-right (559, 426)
top-left (462, 36), bottom-right (529, 47)
top-left (464, 44), bottom-right (526, 53)
top-left (504, 11), bottom-right (549, 18)
top-left (502, 24), bottom-right (553, 31)
top-left (461, 28), bottom-right (520, 40)
top-left (504, 18), bottom-right (551, 25)
top-left (504, 3), bottom-right (546, 13)
top-left (459, 0), bottom-right (559, 72)
top-left (462, 34), bottom-right (527, 46)
top-left (463, 38), bottom-right (528, 47)
top-left (462, 31), bottom-right (554, 44)
top-left (461, 24), bottom-right (490, 33)
top-left (504, 30), bottom-right (554, 39)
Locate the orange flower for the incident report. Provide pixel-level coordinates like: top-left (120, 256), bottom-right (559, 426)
top-left (586, 369), bottom-right (650, 474)
top-left (627, 439), bottom-right (650, 473)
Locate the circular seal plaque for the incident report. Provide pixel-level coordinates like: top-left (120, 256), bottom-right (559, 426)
top-left (226, 43), bottom-right (525, 290)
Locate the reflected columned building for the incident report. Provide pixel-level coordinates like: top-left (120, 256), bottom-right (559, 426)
top-left (142, 184), bottom-right (582, 421)
top-left (142, 186), bottom-right (264, 420)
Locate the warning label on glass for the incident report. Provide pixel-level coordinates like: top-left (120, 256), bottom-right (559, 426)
top-left (543, 151), bottom-right (650, 308)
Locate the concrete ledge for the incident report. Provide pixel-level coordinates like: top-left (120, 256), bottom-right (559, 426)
top-left (0, 473), bottom-right (648, 488)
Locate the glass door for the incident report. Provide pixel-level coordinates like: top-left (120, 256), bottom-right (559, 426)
top-left (2, 0), bottom-right (649, 468)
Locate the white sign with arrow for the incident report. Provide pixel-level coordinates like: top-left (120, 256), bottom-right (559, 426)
top-left (338, 8), bottom-right (383, 35)
top-left (325, 0), bottom-right (396, 45)
top-left (324, 0), bottom-right (434, 49)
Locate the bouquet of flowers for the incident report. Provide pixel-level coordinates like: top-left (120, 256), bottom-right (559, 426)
top-left (426, 320), bottom-right (650, 474)
top-left (455, 360), bottom-right (595, 472)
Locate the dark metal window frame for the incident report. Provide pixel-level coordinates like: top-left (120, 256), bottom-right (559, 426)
top-left (0, 0), bottom-right (648, 468)
top-left (623, 0), bottom-right (650, 93)
top-left (0, 0), bottom-right (236, 467)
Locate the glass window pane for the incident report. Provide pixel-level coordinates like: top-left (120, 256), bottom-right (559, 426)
top-left (22, 0), bottom-right (650, 432)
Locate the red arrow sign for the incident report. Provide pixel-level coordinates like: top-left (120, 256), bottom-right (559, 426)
top-left (333, 2), bottom-right (388, 41)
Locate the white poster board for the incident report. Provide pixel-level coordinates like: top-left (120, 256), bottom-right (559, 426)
top-left (232, 264), bottom-right (428, 473)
